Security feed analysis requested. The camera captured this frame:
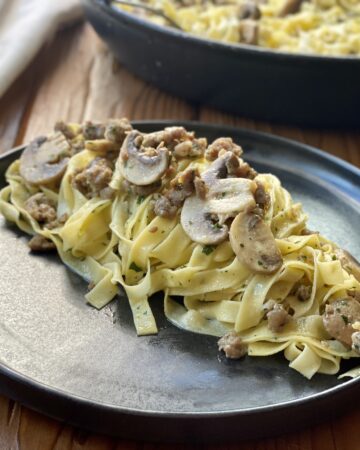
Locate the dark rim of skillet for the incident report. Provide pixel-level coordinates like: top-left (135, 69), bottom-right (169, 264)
top-left (95, 0), bottom-right (360, 64)
top-left (0, 120), bottom-right (359, 419)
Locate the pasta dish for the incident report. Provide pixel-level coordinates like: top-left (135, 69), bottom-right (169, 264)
top-left (112, 0), bottom-right (360, 56)
top-left (0, 119), bottom-right (359, 379)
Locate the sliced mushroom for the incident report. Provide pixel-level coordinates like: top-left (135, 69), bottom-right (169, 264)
top-left (230, 210), bottom-right (283, 273)
top-left (206, 178), bottom-right (257, 215)
top-left (335, 248), bottom-right (360, 282)
top-left (180, 178), bottom-right (256, 244)
top-left (239, 20), bottom-right (259, 46)
top-left (20, 132), bottom-right (71, 185)
top-left (238, 1), bottom-right (261, 20)
top-left (119, 130), bottom-right (170, 186)
top-left (202, 151), bottom-right (240, 184)
top-left (180, 195), bottom-right (228, 245)
top-left (181, 153), bottom-right (258, 244)
top-left (278, 0), bottom-right (304, 17)
top-left (323, 297), bottom-right (360, 347)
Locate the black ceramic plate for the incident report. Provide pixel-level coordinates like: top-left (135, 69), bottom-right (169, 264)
top-left (83, 0), bottom-right (360, 128)
top-left (0, 122), bottom-right (359, 443)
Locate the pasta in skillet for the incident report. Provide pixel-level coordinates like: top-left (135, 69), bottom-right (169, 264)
top-left (112, 0), bottom-right (360, 56)
top-left (1, 119), bottom-right (360, 379)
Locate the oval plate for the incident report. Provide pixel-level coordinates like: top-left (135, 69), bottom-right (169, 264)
top-left (0, 122), bottom-right (359, 442)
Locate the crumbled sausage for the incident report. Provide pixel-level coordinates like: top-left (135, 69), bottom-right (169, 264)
top-left (352, 331), bottom-right (360, 354)
top-left (46, 213), bottom-right (69, 230)
top-left (218, 331), bottom-right (248, 359)
top-left (72, 157), bottom-right (114, 199)
top-left (225, 152), bottom-right (241, 176)
top-left (235, 160), bottom-right (258, 179)
top-left (205, 137), bottom-right (243, 161)
top-left (54, 121), bottom-right (77, 140)
top-left (254, 181), bottom-right (269, 209)
top-left (168, 168), bottom-right (197, 205)
top-left (153, 196), bottom-right (178, 218)
top-left (82, 121), bottom-right (105, 140)
top-left (142, 126), bottom-right (193, 150)
top-left (348, 290), bottom-right (360, 302)
top-left (28, 234), bottom-right (56, 252)
top-left (266, 303), bottom-right (291, 332)
top-left (104, 118), bottom-right (132, 144)
top-left (24, 193), bottom-right (57, 224)
top-left (323, 297), bottom-right (360, 347)
top-left (173, 138), bottom-right (207, 159)
top-left (154, 168), bottom-right (197, 218)
top-left (294, 284), bottom-right (312, 302)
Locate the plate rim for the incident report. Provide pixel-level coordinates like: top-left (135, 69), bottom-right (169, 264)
top-left (0, 121), bottom-right (359, 430)
top-left (0, 120), bottom-right (360, 418)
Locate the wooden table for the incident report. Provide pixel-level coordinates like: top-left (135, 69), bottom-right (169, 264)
top-left (0, 22), bottom-right (359, 450)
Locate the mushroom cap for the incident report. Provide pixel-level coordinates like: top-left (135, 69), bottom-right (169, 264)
top-left (119, 131), bottom-right (170, 186)
top-left (181, 154), bottom-right (258, 245)
top-left (229, 211), bottom-right (283, 274)
top-left (19, 132), bottom-right (71, 185)
top-left (180, 195), bottom-right (228, 245)
top-left (207, 178), bottom-right (257, 215)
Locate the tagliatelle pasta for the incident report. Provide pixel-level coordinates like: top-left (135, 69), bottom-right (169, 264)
top-left (1, 119), bottom-right (360, 379)
top-left (113, 0), bottom-right (360, 56)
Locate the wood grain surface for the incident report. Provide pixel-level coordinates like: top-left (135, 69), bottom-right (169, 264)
top-left (0, 22), bottom-right (359, 450)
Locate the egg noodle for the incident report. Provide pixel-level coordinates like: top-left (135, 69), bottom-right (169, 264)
top-left (113, 0), bottom-right (360, 56)
top-left (0, 120), bottom-right (359, 379)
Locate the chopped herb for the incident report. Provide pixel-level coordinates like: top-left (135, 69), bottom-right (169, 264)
top-left (189, 221), bottom-right (193, 225)
top-left (202, 245), bottom-right (215, 255)
top-left (221, 192), bottom-right (227, 198)
top-left (240, 243), bottom-right (244, 248)
top-left (258, 260), bottom-right (263, 266)
top-left (137, 195), bottom-right (145, 205)
top-left (341, 315), bottom-right (349, 325)
top-left (213, 222), bottom-right (222, 230)
top-left (129, 261), bottom-right (142, 272)
top-left (332, 255), bottom-right (337, 261)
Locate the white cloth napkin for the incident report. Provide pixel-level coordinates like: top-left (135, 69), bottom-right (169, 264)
top-left (0, 0), bottom-right (83, 98)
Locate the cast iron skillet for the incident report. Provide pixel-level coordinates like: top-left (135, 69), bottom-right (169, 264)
top-left (0, 122), bottom-right (359, 442)
top-left (83, 0), bottom-right (360, 128)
